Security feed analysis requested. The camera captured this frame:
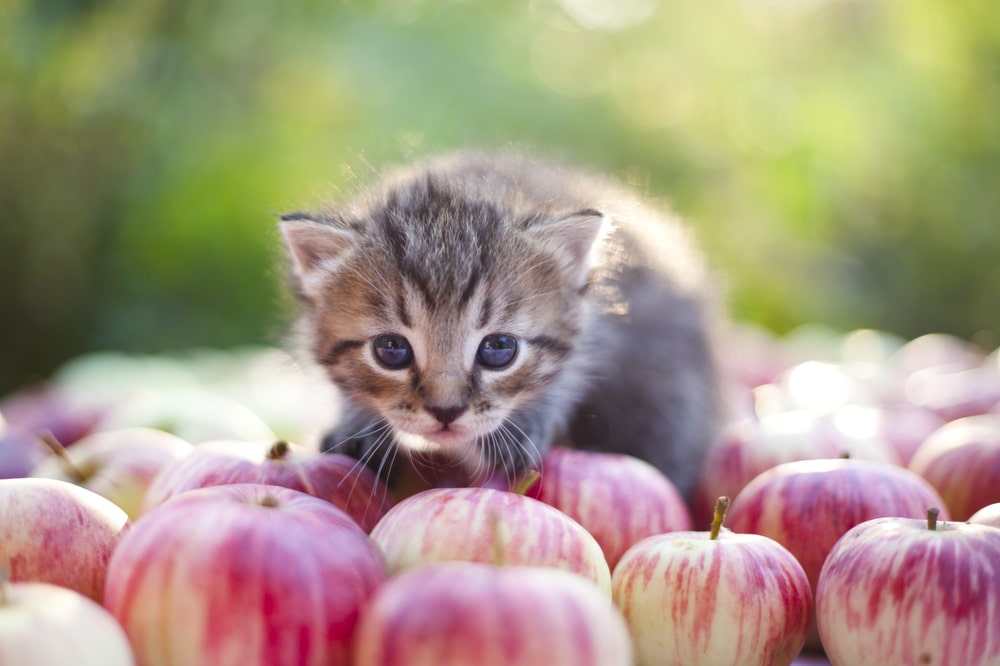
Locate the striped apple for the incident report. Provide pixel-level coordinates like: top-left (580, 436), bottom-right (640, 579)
top-left (612, 497), bottom-right (811, 666)
top-left (0, 477), bottom-right (129, 603)
top-left (727, 458), bottom-right (950, 649)
top-left (0, 578), bottom-right (135, 666)
top-left (369, 486), bottom-right (611, 594)
top-left (526, 446), bottom-right (691, 568)
top-left (354, 561), bottom-right (633, 666)
top-left (140, 438), bottom-right (394, 531)
top-left (907, 414), bottom-right (1000, 520)
top-left (816, 509), bottom-right (1000, 666)
top-left (30, 427), bottom-right (193, 520)
top-left (104, 483), bottom-right (386, 666)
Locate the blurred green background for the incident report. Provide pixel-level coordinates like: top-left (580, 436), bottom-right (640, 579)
top-left (2, 0), bottom-right (999, 396)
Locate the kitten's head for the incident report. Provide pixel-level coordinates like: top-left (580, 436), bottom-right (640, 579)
top-left (280, 170), bottom-right (606, 472)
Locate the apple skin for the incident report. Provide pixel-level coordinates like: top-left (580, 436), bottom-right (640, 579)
top-left (0, 429), bottom-right (48, 479)
top-left (692, 411), bottom-right (900, 528)
top-left (816, 514), bottom-right (1000, 666)
top-left (354, 561), bottom-right (633, 666)
top-left (726, 458), bottom-right (950, 649)
top-left (30, 427), bottom-right (193, 520)
top-left (370, 486), bottom-right (612, 594)
top-left (0, 580), bottom-right (136, 666)
top-left (612, 527), bottom-right (811, 666)
top-left (968, 502), bottom-right (1000, 528)
top-left (0, 478), bottom-right (129, 602)
top-left (907, 414), bottom-right (1000, 520)
top-left (525, 446), bottom-right (692, 569)
top-left (140, 439), bottom-right (395, 532)
top-left (104, 483), bottom-right (386, 666)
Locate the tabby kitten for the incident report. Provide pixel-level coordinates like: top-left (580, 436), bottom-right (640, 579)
top-left (280, 151), bottom-right (720, 498)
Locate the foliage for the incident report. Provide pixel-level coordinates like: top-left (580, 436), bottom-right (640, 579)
top-left (2, 0), bottom-right (999, 394)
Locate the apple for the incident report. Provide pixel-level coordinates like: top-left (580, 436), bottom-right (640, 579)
top-left (612, 497), bottom-right (811, 666)
top-left (0, 477), bottom-right (129, 602)
top-left (0, 429), bottom-right (48, 479)
top-left (140, 438), bottom-right (395, 532)
top-left (0, 385), bottom-right (107, 447)
top-left (907, 413), bottom-right (1000, 520)
top-left (369, 486), bottom-right (612, 594)
top-left (30, 427), bottom-right (193, 520)
top-left (354, 561), bottom-right (633, 666)
top-left (816, 509), bottom-right (1000, 666)
top-left (104, 483), bottom-right (386, 666)
top-left (97, 386), bottom-right (277, 444)
top-left (968, 502), bottom-right (1000, 529)
top-left (0, 576), bottom-right (135, 666)
top-left (524, 446), bottom-right (692, 568)
top-left (726, 457), bottom-right (950, 648)
top-left (691, 410), bottom-right (899, 528)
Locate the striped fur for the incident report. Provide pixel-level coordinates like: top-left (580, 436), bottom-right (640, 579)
top-left (280, 151), bottom-right (720, 498)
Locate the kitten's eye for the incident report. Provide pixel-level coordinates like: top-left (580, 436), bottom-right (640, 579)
top-left (477, 334), bottom-right (518, 368)
top-left (373, 334), bottom-right (413, 369)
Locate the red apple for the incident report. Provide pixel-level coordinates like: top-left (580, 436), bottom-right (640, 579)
top-left (141, 438), bottom-right (394, 532)
top-left (0, 477), bottom-right (129, 602)
top-left (692, 410), bottom-right (899, 528)
top-left (104, 483), bottom-right (386, 666)
top-left (370, 486), bottom-right (611, 593)
top-left (525, 446), bottom-right (691, 568)
top-left (907, 414), bottom-right (1000, 520)
top-left (726, 457), bottom-right (950, 648)
top-left (0, 577), bottom-right (135, 666)
top-left (816, 509), bottom-right (1000, 665)
top-left (354, 561), bottom-right (632, 666)
top-left (612, 497), bottom-right (811, 666)
top-left (968, 502), bottom-right (1000, 529)
top-left (30, 427), bottom-right (193, 520)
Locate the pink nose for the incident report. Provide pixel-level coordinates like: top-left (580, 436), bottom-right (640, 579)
top-left (426, 405), bottom-right (467, 426)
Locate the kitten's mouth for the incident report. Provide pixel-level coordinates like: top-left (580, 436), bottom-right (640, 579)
top-left (394, 426), bottom-right (475, 454)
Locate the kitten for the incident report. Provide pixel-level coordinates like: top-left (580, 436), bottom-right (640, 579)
top-left (279, 150), bottom-right (721, 499)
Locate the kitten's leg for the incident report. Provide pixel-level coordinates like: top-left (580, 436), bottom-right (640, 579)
top-left (485, 401), bottom-right (562, 482)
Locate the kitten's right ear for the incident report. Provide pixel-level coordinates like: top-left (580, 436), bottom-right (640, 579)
top-left (279, 214), bottom-right (358, 300)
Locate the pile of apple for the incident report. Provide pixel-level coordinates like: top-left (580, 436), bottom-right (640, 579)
top-left (1, 325), bottom-right (999, 666)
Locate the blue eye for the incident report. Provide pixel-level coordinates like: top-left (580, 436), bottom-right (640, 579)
top-left (373, 334), bottom-right (413, 369)
top-left (477, 335), bottom-right (517, 368)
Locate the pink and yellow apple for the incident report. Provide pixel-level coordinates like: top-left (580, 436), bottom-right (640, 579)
top-left (104, 483), bottom-right (386, 666)
top-left (0, 578), bottom-right (135, 666)
top-left (370, 486), bottom-right (611, 594)
top-left (30, 427), bottom-right (192, 520)
top-left (907, 413), bottom-right (1000, 520)
top-left (0, 477), bottom-right (129, 602)
top-left (354, 562), bottom-right (633, 666)
top-left (612, 497), bottom-right (811, 666)
top-left (816, 509), bottom-right (1000, 665)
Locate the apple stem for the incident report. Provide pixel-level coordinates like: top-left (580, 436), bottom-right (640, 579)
top-left (513, 469), bottom-right (541, 496)
top-left (927, 507), bottom-right (940, 531)
top-left (40, 430), bottom-right (86, 482)
top-left (710, 496), bottom-right (730, 540)
top-left (260, 494), bottom-right (281, 508)
top-left (266, 441), bottom-right (290, 460)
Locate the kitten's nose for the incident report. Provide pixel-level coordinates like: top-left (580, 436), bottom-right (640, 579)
top-left (426, 404), bottom-right (467, 426)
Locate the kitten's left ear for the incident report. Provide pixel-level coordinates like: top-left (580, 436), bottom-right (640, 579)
top-left (279, 213), bottom-right (358, 301)
top-left (528, 208), bottom-right (609, 286)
